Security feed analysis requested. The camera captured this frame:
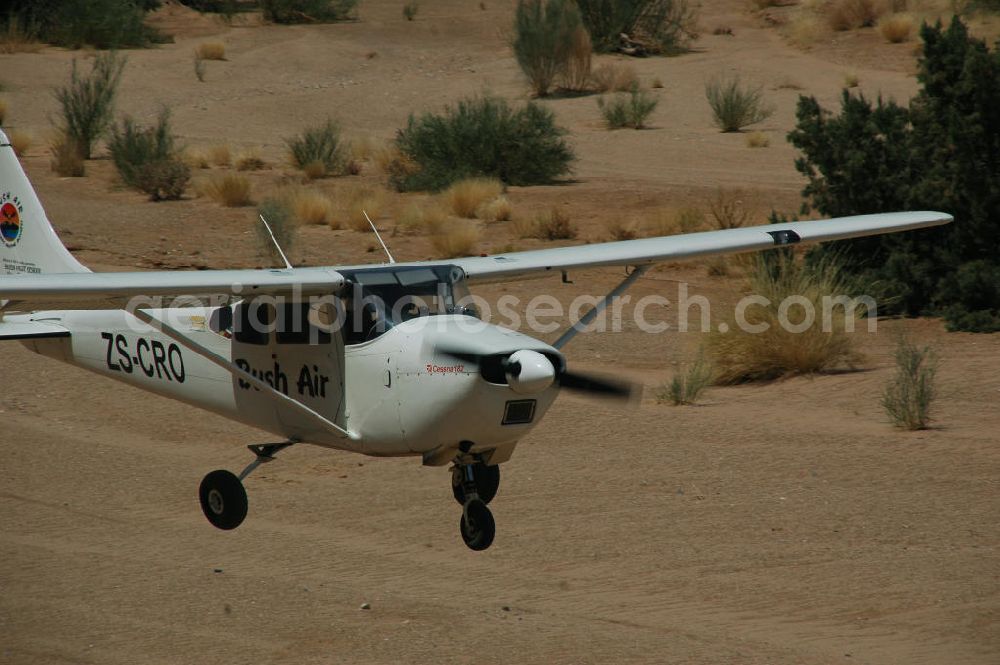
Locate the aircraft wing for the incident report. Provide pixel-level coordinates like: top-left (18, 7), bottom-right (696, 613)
top-left (0, 320), bottom-right (70, 340)
top-left (0, 267), bottom-right (345, 303)
top-left (453, 211), bottom-right (952, 283)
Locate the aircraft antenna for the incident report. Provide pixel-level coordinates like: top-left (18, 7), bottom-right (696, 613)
top-left (258, 213), bottom-right (293, 270)
top-left (364, 210), bottom-right (396, 264)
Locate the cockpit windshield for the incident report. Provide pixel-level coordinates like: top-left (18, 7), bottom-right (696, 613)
top-left (339, 264), bottom-right (475, 344)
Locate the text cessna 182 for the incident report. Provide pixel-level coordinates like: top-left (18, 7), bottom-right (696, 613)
top-left (0, 130), bottom-right (952, 550)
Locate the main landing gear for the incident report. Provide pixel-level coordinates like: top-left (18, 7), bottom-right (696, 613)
top-left (199, 441), bottom-right (295, 530)
top-left (451, 461), bottom-right (501, 551)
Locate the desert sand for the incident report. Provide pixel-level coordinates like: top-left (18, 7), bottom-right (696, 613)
top-left (1, 1), bottom-right (998, 663)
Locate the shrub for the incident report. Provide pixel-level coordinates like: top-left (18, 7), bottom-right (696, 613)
top-left (575, 0), bottom-right (698, 54)
top-left (33, 0), bottom-right (163, 49)
top-left (0, 12), bottom-right (42, 53)
top-left (705, 73), bottom-right (773, 132)
top-left (656, 353), bottom-right (713, 405)
top-left (512, 0), bottom-right (584, 97)
top-left (591, 62), bottom-right (638, 92)
top-left (745, 131), bottom-right (769, 148)
top-left (260, 0), bottom-right (358, 23)
top-left (402, 1), bottom-right (419, 20)
top-left (878, 13), bottom-right (913, 43)
top-left (444, 177), bottom-right (503, 218)
top-left (393, 96), bottom-right (574, 191)
top-left (605, 218), bottom-right (639, 240)
top-left (109, 110), bottom-right (190, 201)
top-left (706, 253), bottom-right (866, 384)
top-left (597, 83), bottom-right (658, 129)
top-left (882, 337), bottom-right (937, 430)
top-left (826, 0), bottom-right (882, 31)
top-left (196, 41), bottom-right (226, 60)
top-left (197, 172), bottom-right (253, 206)
top-left (431, 221), bottom-right (481, 258)
top-left (286, 120), bottom-right (347, 178)
top-left (55, 51), bottom-right (126, 159)
top-left (708, 187), bottom-right (755, 229)
top-left (9, 129), bottom-right (31, 157)
top-left (256, 198), bottom-right (297, 262)
top-left (50, 133), bottom-right (86, 177)
top-left (559, 25), bottom-right (593, 92)
top-left (528, 207), bottom-right (577, 240)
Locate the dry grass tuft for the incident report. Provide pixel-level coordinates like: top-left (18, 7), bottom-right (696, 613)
top-left (282, 187), bottom-right (336, 226)
top-left (605, 218), bottom-right (640, 241)
top-left (183, 148), bottom-right (210, 169)
top-left (647, 207), bottom-right (707, 237)
top-left (592, 62), bottom-right (638, 93)
top-left (196, 41), bottom-right (227, 60)
top-left (208, 144), bottom-right (231, 167)
top-left (843, 71), bottom-right (860, 88)
top-left (745, 131), bottom-right (770, 148)
top-left (395, 202), bottom-right (449, 235)
top-left (49, 132), bottom-right (85, 177)
top-left (235, 148), bottom-right (267, 171)
top-left (709, 187), bottom-right (756, 229)
top-left (431, 220), bottom-right (481, 258)
top-left (9, 129), bottom-right (31, 157)
top-left (656, 353), bottom-right (714, 406)
top-left (707, 255), bottom-right (866, 384)
top-left (786, 13), bottom-right (828, 48)
top-left (882, 337), bottom-right (938, 430)
top-left (515, 207), bottom-right (577, 240)
top-left (651, 76), bottom-right (664, 88)
top-left (196, 173), bottom-right (254, 207)
top-left (477, 195), bottom-right (513, 223)
top-left (559, 25), bottom-right (593, 92)
top-left (302, 160), bottom-right (327, 180)
top-left (826, 0), bottom-right (883, 31)
top-left (349, 134), bottom-right (377, 162)
top-left (444, 177), bottom-right (504, 218)
top-left (879, 13), bottom-right (913, 43)
top-left (335, 185), bottom-right (388, 231)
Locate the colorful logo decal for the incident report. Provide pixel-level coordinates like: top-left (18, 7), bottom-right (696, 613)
top-left (0, 201), bottom-right (21, 247)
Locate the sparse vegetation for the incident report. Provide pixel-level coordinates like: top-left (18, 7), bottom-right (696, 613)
top-left (709, 187), bottom-right (755, 229)
top-left (403, 1), bottom-right (419, 20)
top-left (656, 353), bottom-right (713, 405)
top-left (706, 253), bottom-right (865, 384)
top-left (196, 41), bottom-right (226, 60)
top-left (512, 0), bottom-right (585, 97)
top-left (444, 178), bottom-right (504, 218)
top-left (256, 198), bottom-right (297, 263)
top-left (745, 131), bottom-right (770, 148)
top-left (49, 133), bottom-right (86, 177)
top-left (591, 62), bottom-right (638, 92)
top-left (597, 83), bottom-right (658, 129)
top-left (879, 13), bottom-right (913, 43)
top-left (197, 172), bottom-right (253, 207)
top-left (109, 110), bottom-right (191, 201)
top-left (882, 337), bottom-right (938, 430)
top-left (705, 73), bottom-right (774, 132)
top-left (430, 220), bottom-right (482, 258)
top-left (55, 51), bottom-right (126, 159)
top-left (575, 0), bottom-right (698, 54)
top-left (826, 0), bottom-right (883, 32)
top-left (286, 120), bottom-right (348, 178)
top-left (261, 0), bottom-right (359, 23)
top-left (392, 96), bottom-right (574, 191)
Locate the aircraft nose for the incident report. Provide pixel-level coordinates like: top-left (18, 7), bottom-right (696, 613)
top-left (505, 349), bottom-right (555, 395)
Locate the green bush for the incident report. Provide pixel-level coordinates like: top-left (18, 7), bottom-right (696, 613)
top-left (392, 96), bottom-right (574, 191)
top-left (109, 110), bottom-right (190, 201)
top-left (55, 52), bottom-right (126, 160)
top-left (6, 0), bottom-right (164, 48)
top-left (882, 337), bottom-right (937, 430)
top-left (705, 73), bottom-right (773, 132)
top-left (790, 17), bottom-right (1000, 332)
top-left (261, 0), bottom-right (358, 23)
top-left (285, 119), bottom-right (348, 177)
top-left (575, 0), bottom-right (697, 54)
top-left (597, 83), bottom-right (658, 128)
top-left (512, 0), bottom-right (583, 97)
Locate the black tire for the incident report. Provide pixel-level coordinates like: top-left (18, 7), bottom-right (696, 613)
top-left (451, 463), bottom-right (501, 506)
top-left (199, 469), bottom-right (248, 530)
top-left (460, 499), bottom-right (495, 551)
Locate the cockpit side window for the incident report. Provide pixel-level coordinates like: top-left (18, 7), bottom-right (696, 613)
top-left (233, 301), bottom-right (273, 345)
top-left (276, 302), bottom-right (331, 345)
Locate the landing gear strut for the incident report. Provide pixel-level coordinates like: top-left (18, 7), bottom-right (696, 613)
top-left (199, 441), bottom-right (295, 531)
top-left (452, 460), bottom-right (499, 551)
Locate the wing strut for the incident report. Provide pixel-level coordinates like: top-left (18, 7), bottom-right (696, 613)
top-left (552, 265), bottom-right (650, 350)
top-left (132, 309), bottom-right (357, 441)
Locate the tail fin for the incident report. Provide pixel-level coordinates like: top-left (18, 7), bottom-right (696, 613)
top-left (0, 129), bottom-right (89, 277)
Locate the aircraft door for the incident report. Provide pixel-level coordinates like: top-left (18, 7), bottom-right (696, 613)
top-left (228, 300), bottom-right (284, 433)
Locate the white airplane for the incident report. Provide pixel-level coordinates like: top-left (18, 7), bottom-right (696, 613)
top-left (0, 130), bottom-right (952, 550)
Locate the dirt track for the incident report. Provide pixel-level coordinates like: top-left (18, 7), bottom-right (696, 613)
top-left (1, 1), bottom-right (998, 663)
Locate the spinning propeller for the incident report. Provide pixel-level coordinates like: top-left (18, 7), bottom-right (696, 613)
top-left (437, 346), bottom-right (637, 400)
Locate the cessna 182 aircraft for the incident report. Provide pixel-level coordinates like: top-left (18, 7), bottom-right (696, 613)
top-left (0, 130), bottom-right (952, 550)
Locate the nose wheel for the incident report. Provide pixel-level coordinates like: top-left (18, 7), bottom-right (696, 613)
top-left (198, 441), bottom-right (294, 531)
top-left (453, 460), bottom-right (500, 551)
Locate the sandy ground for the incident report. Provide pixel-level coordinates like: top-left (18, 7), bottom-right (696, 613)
top-left (1, 1), bottom-right (998, 663)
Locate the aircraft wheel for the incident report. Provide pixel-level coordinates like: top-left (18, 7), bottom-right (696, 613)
top-left (199, 470), bottom-right (248, 530)
top-left (459, 499), bottom-right (495, 551)
top-left (451, 463), bottom-right (500, 505)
